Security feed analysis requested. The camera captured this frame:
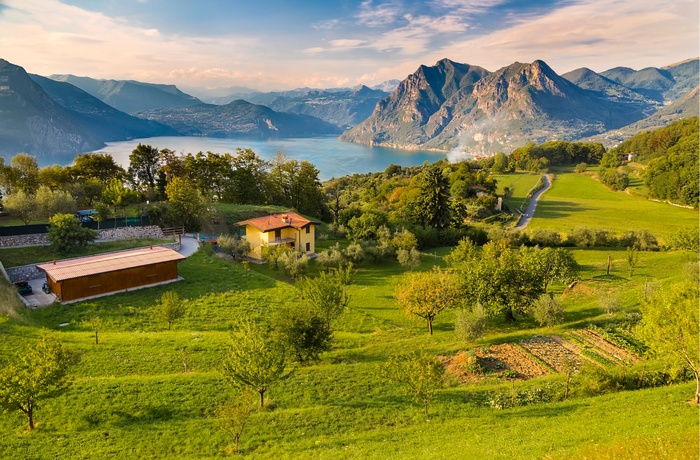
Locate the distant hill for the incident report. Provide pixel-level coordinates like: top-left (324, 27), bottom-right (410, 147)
top-left (29, 74), bottom-right (173, 141)
top-left (561, 67), bottom-right (658, 112)
top-left (600, 59), bottom-right (698, 103)
top-left (136, 99), bottom-right (342, 138)
top-left (0, 59), bottom-right (104, 157)
top-left (49, 74), bottom-right (202, 114)
top-left (342, 59), bottom-right (650, 155)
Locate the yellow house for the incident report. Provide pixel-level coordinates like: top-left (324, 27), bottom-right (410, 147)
top-left (234, 212), bottom-right (320, 260)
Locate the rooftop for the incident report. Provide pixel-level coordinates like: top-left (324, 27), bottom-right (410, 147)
top-left (37, 246), bottom-right (185, 282)
top-left (235, 211), bottom-right (320, 233)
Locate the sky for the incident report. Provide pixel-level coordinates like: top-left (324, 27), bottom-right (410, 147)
top-left (0, 0), bottom-right (697, 93)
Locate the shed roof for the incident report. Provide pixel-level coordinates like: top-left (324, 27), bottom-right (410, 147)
top-left (235, 211), bottom-right (320, 233)
top-left (37, 246), bottom-right (185, 282)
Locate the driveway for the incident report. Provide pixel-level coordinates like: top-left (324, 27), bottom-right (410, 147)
top-left (515, 174), bottom-right (551, 230)
top-left (20, 278), bottom-right (57, 308)
top-left (178, 234), bottom-right (200, 256)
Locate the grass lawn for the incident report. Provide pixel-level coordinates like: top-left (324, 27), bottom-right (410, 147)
top-left (528, 172), bottom-right (698, 241)
top-left (0, 240), bottom-right (696, 458)
top-left (492, 171), bottom-right (543, 211)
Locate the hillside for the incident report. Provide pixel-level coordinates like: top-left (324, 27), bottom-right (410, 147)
top-left (49, 74), bottom-right (202, 114)
top-left (342, 59), bottom-right (650, 155)
top-left (136, 99), bottom-right (342, 138)
top-left (0, 59), bottom-right (104, 157)
top-left (29, 74), bottom-right (173, 141)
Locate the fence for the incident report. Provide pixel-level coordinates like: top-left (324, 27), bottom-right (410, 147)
top-left (0, 216), bottom-right (152, 236)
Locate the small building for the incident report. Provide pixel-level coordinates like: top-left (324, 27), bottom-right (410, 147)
top-left (37, 246), bottom-right (185, 302)
top-left (75, 209), bottom-right (96, 222)
top-left (235, 212), bottom-right (320, 260)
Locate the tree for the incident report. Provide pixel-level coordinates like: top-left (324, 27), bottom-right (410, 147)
top-left (101, 178), bottom-right (140, 225)
top-left (0, 333), bottom-right (78, 430)
top-left (165, 177), bottom-right (209, 231)
top-left (226, 148), bottom-right (270, 205)
top-left (394, 267), bottom-right (461, 334)
top-left (638, 279), bottom-right (699, 404)
top-left (3, 190), bottom-right (38, 225)
top-left (155, 291), bottom-right (186, 330)
top-left (410, 163), bottom-right (451, 229)
top-left (84, 316), bottom-right (104, 345)
top-left (378, 348), bottom-right (445, 416)
top-left (212, 390), bottom-right (255, 455)
top-left (221, 320), bottom-right (290, 408)
top-left (531, 294), bottom-right (565, 327)
top-left (47, 213), bottom-right (97, 254)
top-left (297, 267), bottom-right (351, 328)
top-left (36, 186), bottom-right (76, 219)
top-left (524, 247), bottom-right (579, 292)
top-left (217, 234), bottom-right (251, 260)
top-left (7, 153), bottom-right (40, 194)
top-left (128, 143), bottom-right (160, 190)
top-left (69, 153), bottom-right (126, 187)
top-left (627, 246), bottom-right (639, 277)
top-left (273, 303), bottom-right (333, 365)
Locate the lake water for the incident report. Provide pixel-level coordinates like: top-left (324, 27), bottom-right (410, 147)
top-left (69, 136), bottom-right (445, 181)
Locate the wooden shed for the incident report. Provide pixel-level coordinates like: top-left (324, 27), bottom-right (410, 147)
top-left (37, 246), bottom-right (185, 302)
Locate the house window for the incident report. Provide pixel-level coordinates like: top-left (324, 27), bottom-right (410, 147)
top-left (306, 226), bottom-right (310, 234)
top-left (306, 242), bottom-right (310, 252)
top-left (274, 229), bottom-right (281, 241)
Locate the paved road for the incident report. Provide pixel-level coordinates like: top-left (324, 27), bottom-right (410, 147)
top-left (515, 174), bottom-right (551, 230)
top-left (178, 235), bottom-right (200, 256)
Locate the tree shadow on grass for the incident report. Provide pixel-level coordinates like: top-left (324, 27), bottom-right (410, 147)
top-left (491, 401), bottom-right (585, 419)
top-left (536, 200), bottom-right (589, 219)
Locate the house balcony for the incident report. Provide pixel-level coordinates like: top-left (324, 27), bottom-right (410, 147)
top-left (268, 237), bottom-right (296, 246)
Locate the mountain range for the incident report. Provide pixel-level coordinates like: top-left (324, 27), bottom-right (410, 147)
top-left (341, 58), bottom-right (698, 155)
top-left (0, 56), bottom-right (697, 159)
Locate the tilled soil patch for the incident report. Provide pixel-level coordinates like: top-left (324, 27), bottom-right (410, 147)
top-left (476, 343), bottom-right (550, 379)
top-left (519, 336), bottom-right (581, 372)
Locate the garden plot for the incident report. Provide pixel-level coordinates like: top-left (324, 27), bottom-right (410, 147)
top-left (569, 329), bottom-right (641, 365)
top-left (518, 336), bottom-right (582, 372)
top-left (441, 344), bottom-right (551, 382)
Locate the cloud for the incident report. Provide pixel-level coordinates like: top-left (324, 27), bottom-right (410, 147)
top-left (356, 0), bottom-right (403, 27)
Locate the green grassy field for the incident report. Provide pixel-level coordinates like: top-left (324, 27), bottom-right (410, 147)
top-left (528, 172), bottom-right (698, 241)
top-left (492, 171), bottom-right (543, 211)
top-left (0, 170), bottom-right (698, 458)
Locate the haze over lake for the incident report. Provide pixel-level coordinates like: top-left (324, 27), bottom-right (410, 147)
top-left (79, 136), bottom-right (444, 181)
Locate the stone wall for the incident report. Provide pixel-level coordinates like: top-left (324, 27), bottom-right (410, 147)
top-left (0, 225), bottom-right (167, 248)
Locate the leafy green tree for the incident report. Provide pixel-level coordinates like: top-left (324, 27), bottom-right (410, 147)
top-left (6, 153), bottom-right (40, 194)
top-left (217, 234), bottom-right (251, 260)
top-left (273, 303), bottom-right (332, 365)
top-left (70, 153), bottom-right (126, 185)
top-left (36, 185), bottom-right (76, 219)
top-left (394, 267), bottom-right (461, 334)
top-left (47, 213), bottom-right (97, 254)
top-left (3, 190), bottom-right (38, 225)
top-left (297, 267), bottom-right (351, 328)
top-left (128, 143), bottom-right (161, 190)
top-left (531, 294), bottom-right (565, 327)
top-left (212, 390), bottom-right (255, 455)
top-left (165, 177), bottom-right (209, 231)
top-left (0, 333), bottom-right (78, 430)
top-left (278, 250), bottom-right (310, 278)
top-left (155, 291), bottom-right (187, 330)
top-left (101, 178), bottom-right (140, 225)
top-left (226, 148), bottom-right (270, 204)
top-left (221, 320), bottom-right (290, 408)
top-left (524, 247), bottom-right (579, 292)
top-left (378, 348), bottom-right (445, 416)
top-left (638, 279), bottom-right (699, 403)
top-left (38, 164), bottom-right (71, 191)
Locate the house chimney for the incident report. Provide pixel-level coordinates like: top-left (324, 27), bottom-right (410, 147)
top-left (150, 244), bottom-right (153, 250)
top-left (52, 259), bottom-right (56, 265)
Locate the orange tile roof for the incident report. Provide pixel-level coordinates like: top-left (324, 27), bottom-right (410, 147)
top-left (37, 246), bottom-right (185, 282)
top-left (235, 211), bottom-right (319, 232)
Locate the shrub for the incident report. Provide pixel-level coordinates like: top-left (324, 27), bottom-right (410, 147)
top-left (575, 162), bottom-right (588, 173)
top-left (48, 213), bottom-right (97, 254)
top-left (531, 294), bottom-right (564, 327)
top-left (278, 251), bottom-right (309, 278)
top-left (397, 247), bottom-right (422, 268)
top-left (454, 304), bottom-right (486, 343)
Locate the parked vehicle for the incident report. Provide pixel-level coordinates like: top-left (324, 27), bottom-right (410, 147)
top-left (42, 282), bottom-right (51, 294)
top-left (15, 280), bottom-right (33, 296)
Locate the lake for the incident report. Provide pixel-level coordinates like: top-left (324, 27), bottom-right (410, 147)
top-left (39, 136), bottom-right (446, 181)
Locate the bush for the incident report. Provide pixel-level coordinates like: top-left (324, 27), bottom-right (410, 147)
top-left (531, 294), bottom-right (564, 327)
top-left (278, 251), bottom-right (309, 278)
top-left (217, 234), bottom-right (251, 260)
top-left (454, 304), bottom-right (486, 343)
top-left (48, 213), bottom-right (97, 254)
top-left (575, 162), bottom-right (588, 173)
top-left (397, 248), bottom-right (422, 268)
top-left (273, 304), bottom-right (332, 365)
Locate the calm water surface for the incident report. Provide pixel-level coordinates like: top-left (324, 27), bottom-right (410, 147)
top-left (52, 136), bottom-right (445, 180)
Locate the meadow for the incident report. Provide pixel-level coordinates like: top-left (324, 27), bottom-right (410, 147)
top-left (527, 171), bottom-right (697, 241)
top-left (0, 171), bottom-right (698, 459)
